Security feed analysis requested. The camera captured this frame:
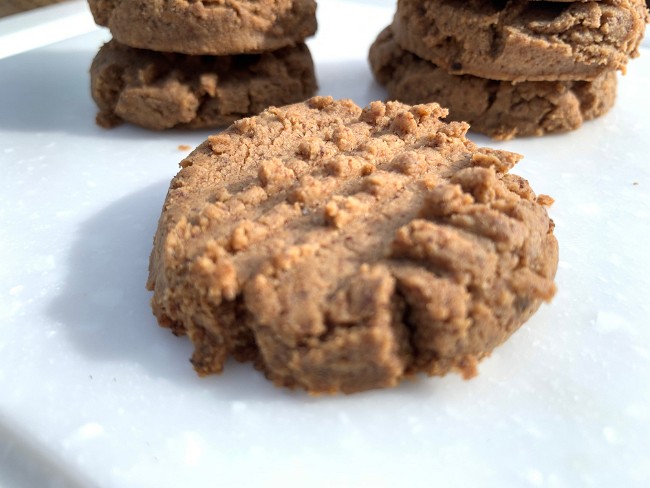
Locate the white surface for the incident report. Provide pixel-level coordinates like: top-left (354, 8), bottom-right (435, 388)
top-left (0, 1), bottom-right (97, 60)
top-left (1, 1), bottom-right (650, 487)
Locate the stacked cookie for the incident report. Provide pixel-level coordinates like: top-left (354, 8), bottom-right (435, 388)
top-left (87, 0), bottom-right (318, 130)
top-left (370, 0), bottom-right (649, 140)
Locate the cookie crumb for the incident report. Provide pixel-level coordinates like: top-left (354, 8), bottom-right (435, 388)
top-left (536, 194), bottom-right (555, 207)
top-left (178, 145), bottom-right (192, 151)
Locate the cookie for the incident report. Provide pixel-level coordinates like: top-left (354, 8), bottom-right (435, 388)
top-left (392, 0), bottom-right (649, 82)
top-left (147, 97), bottom-right (558, 394)
top-left (87, 0), bottom-right (317, 55)
top-left (370, 27), bottom-right (617, 140)
top-left (90, 40), bottom-right (317, 130)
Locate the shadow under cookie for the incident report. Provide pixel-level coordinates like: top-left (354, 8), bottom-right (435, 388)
top-left (370, 27), bottom-right (617, 140)
top-left (90, 40), bottom-right (318, 131)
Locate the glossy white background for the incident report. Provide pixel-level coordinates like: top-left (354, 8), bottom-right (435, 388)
top-left (1, 1), bottom-right (649, 487)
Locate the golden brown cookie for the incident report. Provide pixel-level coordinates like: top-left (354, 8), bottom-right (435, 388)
top-left (88, 0), bottom-right (317, 55)
top-left (370, 27), bottom-right (617, 140)
top-left (90, 40), bottom-right (317, 130)
top-left (147, 97), bottom-right (558, 394)
top-left (392, 0), bottom-right (648, 82)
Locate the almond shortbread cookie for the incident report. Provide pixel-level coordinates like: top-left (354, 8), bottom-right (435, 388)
top-left (90, 40), bottom-right (317, 130)
top-left (88, 0), bottom-right (317, 55)
top-left (392, 0), bottom-right (648, 82)
top-left (147, 97), bottom-right (558, 394)
top-left (370, 27), bottom-right (617, 140)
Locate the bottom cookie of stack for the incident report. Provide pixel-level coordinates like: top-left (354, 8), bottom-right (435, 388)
top-left (370, 27), bottom-right (617, 140)
top-left (91, 40), bottom-right (318, 130)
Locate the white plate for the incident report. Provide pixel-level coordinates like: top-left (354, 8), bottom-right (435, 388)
top-left (1, 2), bottom-right (649, 487)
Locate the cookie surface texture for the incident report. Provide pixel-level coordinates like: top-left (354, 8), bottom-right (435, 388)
top-left (370, 27), bottom-right (617, 140)
top-left (147, 97), bottom-right (559, 394)
top-left (88, 0), bottom-right (317, 55)
top-left (392, 0), bottom-right (648, 82)
top-left (90, 40), bottom-right (317, 130)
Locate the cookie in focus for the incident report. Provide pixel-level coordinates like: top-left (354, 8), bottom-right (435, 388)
top-left (147, 97), bottom-right (559, 394)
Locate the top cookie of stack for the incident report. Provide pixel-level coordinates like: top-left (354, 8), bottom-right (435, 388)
top-left (87, 0), bottom-right (319, 130)
top-left (371, 0), bottom-right (648, 139)
top-left (88, 0), bottom-right (317, 55)
top-left (393, 0), bottom-right (646, 82)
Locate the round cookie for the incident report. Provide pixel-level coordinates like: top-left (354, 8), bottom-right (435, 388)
top-left (392, 0), bottom-right (649, 82)
top-left (370, 27), bottom-right (617, 140)
top-left (88, 0), bottom-right (317, 55)
top-left (90, 40), bottom-right (317, 130)
top-left (147, 97), bottom-right (559, 394)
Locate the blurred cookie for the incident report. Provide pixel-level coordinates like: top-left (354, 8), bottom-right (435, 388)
top-left (90, 40), bottom-right (317, 130)
top-left (147, 97), bottom-right (558, 394)
top-left (392, 0), bottom-right (648, 82)
top-left (88, 0), bottom-right (317, 55)
top-left (370, 27), bottom-right (617, 140)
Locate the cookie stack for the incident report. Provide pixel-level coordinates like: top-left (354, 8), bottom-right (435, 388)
top-left (370, 0), bottom-right (649, 140)
top-left (87, 0), bottom-right (318, 130)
